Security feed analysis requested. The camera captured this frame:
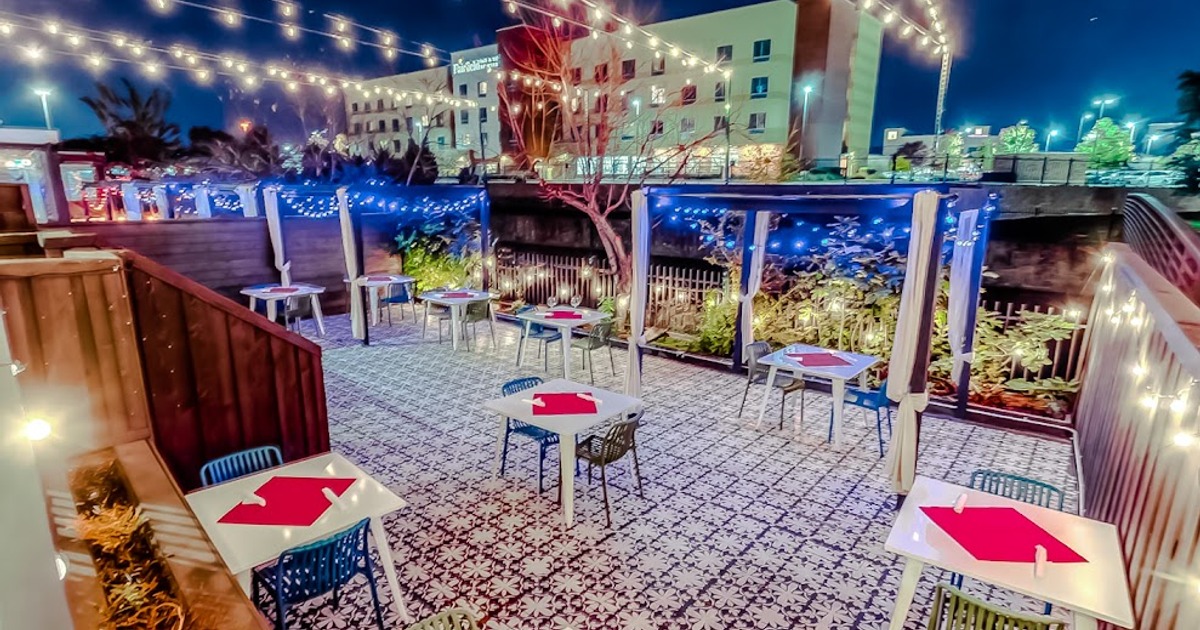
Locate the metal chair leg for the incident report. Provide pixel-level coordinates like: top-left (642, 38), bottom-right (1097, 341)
top-left (875, 409), bottom-right (885, 457)
top-left (632, 446), bottom-right (644, 498)
top-left (489, 319), bottom-right (497, 349)
top-left (499, 425), bottom-right (511, 476)
top-left (599, 464), bottom-right (612, 527)
top-left (537, 442), bottom-right (546, 493)
top-left (737, 380), bottom-right (752, 417)
top-left (362, 553), bottom-right (386, 630)
top-left (608, 345), bottom-right (616, 375)
top-left (779, 391), bottom-right (787, 430)
top-left (587, 348), bottom-right (595, 384)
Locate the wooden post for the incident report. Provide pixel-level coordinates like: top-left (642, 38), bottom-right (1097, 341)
top-left (236, 184), bottom-right (259, 217)
top-left (152, 185), bottom-right (172, 219)
top-left (194, 185), bottom-right (213, 218)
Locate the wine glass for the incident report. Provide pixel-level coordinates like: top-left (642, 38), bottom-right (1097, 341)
top-left (546, 296), bottom-right (558, 309)
top-left (570, 294), bottom-right (582, 309)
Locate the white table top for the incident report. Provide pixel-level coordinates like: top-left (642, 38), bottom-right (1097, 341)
top-left (350, 274), bottom-right (416, 288)
top-left (185, 452), bottom-right (406, 575)
top-left (517, 306), bottom-right (609, 329)
top-left (885, 476), bottom-right (1134, 628)
top-left (483, 378), bottom-right (642, 436)
top-left (419, 289), bottom-right (494, 306)
top-left (240, 283), bottom-right (325, 299)
top-left (758, 343), bottom-right (878, 381)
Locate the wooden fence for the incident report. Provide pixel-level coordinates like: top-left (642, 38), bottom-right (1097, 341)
top-left (1074, 244), bottom-right (1200, 629)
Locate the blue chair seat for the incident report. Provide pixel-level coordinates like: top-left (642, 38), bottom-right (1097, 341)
top-left (510, 420), bottom-right (559, 442)
top-left (526, 329), bottom-right (563, 342)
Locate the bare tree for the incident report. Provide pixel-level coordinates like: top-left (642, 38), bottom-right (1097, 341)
top-left (499, 14), bottom-right (726, 292)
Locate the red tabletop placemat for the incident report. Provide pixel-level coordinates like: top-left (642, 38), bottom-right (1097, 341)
top-left (544, 310), bottom-right (584, 320)
top-left (439, 292), bottom-right (473, 298)
top-left (366, 275), bottom-right (394, 282)
top-left (531, 392), bottom-right (599, 415)
top-left (787, 352), bottom-right (852, 368)
top-left (267, 286), bottom-right (300, 294)
top-left (920, 506), bottom-right (1087, 563)
top-left (218, 476), bottom-right (356, 527)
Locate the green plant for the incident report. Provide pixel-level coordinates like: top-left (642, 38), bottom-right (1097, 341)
top-left (1075, 117), bottom-right (1134, 168)
top-left (401, 240), bottom-right (477, 292)
top-left (998, 123), bottom-right (1039, 154)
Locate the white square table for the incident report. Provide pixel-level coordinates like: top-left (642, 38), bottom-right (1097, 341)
top-left (185, 452), bottom-right (412, 623)
top-left (753, 343), bottom-right (878, 443)
top-left (352, 274), bottom-right (416, 325)
top-left (884, 476), bottom-right (1134, 630)
top-left (515, 306), bottom-right (609, 381)
top-left (418, 289), bottom-right (494, 350)
top-left (484, 378), bottom-right (642, 526)
top-left (241, 283), bottom-right (327, 336)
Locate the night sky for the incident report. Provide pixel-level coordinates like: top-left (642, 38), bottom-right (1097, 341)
top-left (1, 0), bottom-right (1197, 147)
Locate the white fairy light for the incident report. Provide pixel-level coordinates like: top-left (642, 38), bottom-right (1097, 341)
top-left (0, 22), bottom-right (12, 36)
top-left (220, 9), bottom-right (240, 27)
top-left (283, 24), bottom-right (299, 40)
top-left (23, 44), bottom-right (45, 62)
top-left (277, 1), bottom-right (296, 18)
top-left (1172, 432), bottom-right (1194, 447)
top-left (44, 21), bottom-right (60, 34)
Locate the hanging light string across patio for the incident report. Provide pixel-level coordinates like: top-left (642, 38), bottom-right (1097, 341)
top-left (859, 0), bottom-right (951, 57)
top-left (144, 0), bottom-right (446, 64)
top-left (0, 10), bottom-right (461, 103)
top-left (502, 0), bottom-right (721, 71)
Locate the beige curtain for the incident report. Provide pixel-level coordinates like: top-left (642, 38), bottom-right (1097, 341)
top-left (885, 190), bottom-right (940, 493)
top-left (625, 190), bottom-right (650, 397)
top-left (948, 209), bottom-right (981, 382)
top-left (263, 186), bottom-right (292, 286)
top-left (739, 211), bottom-right (771, 353)
top-left (337, 188), bottom-right (366, 340)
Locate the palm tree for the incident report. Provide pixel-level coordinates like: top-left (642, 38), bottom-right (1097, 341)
top-left (60, 78), bottom-right (183, 168)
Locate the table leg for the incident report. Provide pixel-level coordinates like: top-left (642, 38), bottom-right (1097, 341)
top-left (369, 516), bottom-right (412, 624)
top-left (887, 558), bottom-right (924, 630)
top-left (516, 320), bottom-right (532, 366)
top-left (491, 415), bottom-right (507, 477)
top-left (754, 366), bottom-right (779, 428)
top-left (248, 296), bottom-right (258, 312)
top-left (1071, 614), bottom-right (1098, 630)
top-left (310, 296), bottom-right (326, 337)
top-left (559, 325), bottom-right (572, 380)
top-left (266, 299), bottom-right (278, 323)
top-left (449, 305), bottom-right (462, 351)
top-left (560, 433), bottom-right (576, 526)
top-left (369, 286), bottom-right (380, 326)
top-left (831, 378), bottom-right (846, 444)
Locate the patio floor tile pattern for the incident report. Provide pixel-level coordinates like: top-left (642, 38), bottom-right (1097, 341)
top-left (269, 311), bottom-right (1079, 629)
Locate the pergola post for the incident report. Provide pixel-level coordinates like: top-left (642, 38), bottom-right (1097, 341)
top-left (337, 187), bottom-right (369, 345)
top-left (951, 208), bottom-right (992, 418)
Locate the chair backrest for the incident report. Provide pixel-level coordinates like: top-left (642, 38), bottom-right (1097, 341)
top-left (872, 378), bottom-right (890, 405)
top-left (273, 518), bottom-right (372, 607)
top-left (968, 470), bottom-right (1065, 511)
top-left (464, 299), bottom-right (491, 322)
top-left (515, 304), bottom-right (546, 334)
top-left (926, 583), bottom-right (1065, 630)
top-left (588, 321), bottom-right (613, 344)
top-left (200, 445), bottom-right (283, 486)
top-left (743, 342), bottom-right (772, 378)
top-left (405, 608), bottom-right (481, 630)
top-left (598, 419), bottom-right (640, 465)
top-left (502, 376), bottom-right (544, 396)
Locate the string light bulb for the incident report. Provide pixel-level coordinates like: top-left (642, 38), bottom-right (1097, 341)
top-left (283, 24), bottom-right (299, 40)
top-left (278, 1), bottom-right (296, 18)
top-left (22, 418), bottom-right (51, 441)
top-left (0, 22), bottom-right (13, 36)
top-left (44, 21), bottom-right (60, 35)
top-left (1173, 432), bottom-right (1195, 448)
top-left (220, 9), bottom-right (240, 27)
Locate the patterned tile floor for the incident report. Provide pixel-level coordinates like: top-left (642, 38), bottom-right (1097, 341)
top-left (277, 311), bottom-right (1078, 629)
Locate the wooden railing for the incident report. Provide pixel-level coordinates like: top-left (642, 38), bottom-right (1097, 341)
top-left (121, 249), bottom-right (330, 491)
top-left (1074, 243), bottom-right (1200, 629)
top-left (1122, 192), bottom-right (1200, 305)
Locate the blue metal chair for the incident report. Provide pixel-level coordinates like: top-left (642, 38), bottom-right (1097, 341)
top-left (381, 282), bottom-right (418, 325)
top-left (200, 445), bottom-right (283, 487)
top-left (950, 470), bottom-right (1067, 614)
top-left (828, 379), bottom-right (892, 457)
top-left (515, 305), bottom-right (562, 371)
top-left (252, 518), bottom-right (385, 630)
top-left (499, 376), bottom-right (577, 493)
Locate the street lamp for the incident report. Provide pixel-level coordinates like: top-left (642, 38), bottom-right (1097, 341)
top-left (32, 88), bottom-right (53, 129)
top-left (1044, 129), bottom-right (1060, 152)
top-left (1092, 96), bottom-right (1117, 119)
top-left (1125, 121), bottom-right (1137, 143)
top-left (1076, 112), bottom-right (1094, 143)
top-left (1145, 133), bottom-right (1160, 155)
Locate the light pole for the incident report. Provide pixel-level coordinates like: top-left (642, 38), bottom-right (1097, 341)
top-left (32, 88), bottom-right (52, 129)
top-left (1044, 129), bottom-right (1060, 152)
top-left (1125, 121), bottom-right (1137, 143)
top-left (723, 102), bottom-right (732, 184)
top-left (1093, 97), bottom-right (1117, 119)
top-left (1145, 133), bottom-right (1160, 155)
top-left (1076, 112), bottom-right (1094, 143)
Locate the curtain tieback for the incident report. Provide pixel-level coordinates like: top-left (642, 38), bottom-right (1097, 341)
top-left (952, 350), bottom-right (975, 364)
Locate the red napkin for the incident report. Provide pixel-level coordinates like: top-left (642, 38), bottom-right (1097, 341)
top-left (267, 286), bottom-right (300, 294)
top-left (544, 310), bottom-right (584, 320)
top-left (218, 476), bottom-right (356, 527)
top-left (531, 392), bottom-right (599, 415)
top-left (786, 352), bottom-right (851, 368)
top-left (366, 275), bottom-right (393, 282)
top-left (440, 292), bottom-right (473, 298)
top-left (920, 506), bottom-right (1088, 563)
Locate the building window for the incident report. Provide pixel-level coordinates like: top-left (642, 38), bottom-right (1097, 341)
top-left (649, 120), bottom-right (664, 138)
top-left (650, 85), bottom-right (665, 107)
top-left (713, 115), bottom-right (728, 132)
top-left (479, 107), bottom-right (488, 123)
top-left (752, 39), bottom-right (771, 62)
top-left (459, 84), bottom-right (468, 97)
top-left (749, 112), bottom-right (767, 133)
top-left (461, 132), bottom-right (471, 146)
top-left (477, 81), bottom-right (488, 96)
top-left (681, 85), bottom-right (697, 105)
top-left (571, 67), bottom-right (582, 83)
top-left (716, 45), bottom-right (733, 63)
top-left (460, 110), bottom-right (470, 125)
top-left (594, 95), bottom-right (609, 113)
top-left (437, 135), bottom-right (446, 147)
top-left (714, 81), bottom-right (726, 103)
top-left (594, 63), bottom-right (609, 83)
top-left (433, 113), bottom-right (445, 127)
top-left (352, 102), bottom-right (360, 113)
top-left (392, 118), bottom-right (401, 132)
top-left (405, 117), bottom-right (415, 134)
top-left (621, 59), bottom-right (636, 80)
top-left (392, 139), bottom-right (402, 152)
top-left (376, 98), bottom-right (385, 110)
top-left (353, 122), bottom-right (362, 134)
top-left (680, 117), bottom-right (695, 136)
top-left (750, 76), bottom-right (769, 99)
top-left (651, 56), bottom-right (665, 76)
top-left (885, 129), bottom-right (901, 141)
top-left (364, 101), bottom-right (372, 112)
